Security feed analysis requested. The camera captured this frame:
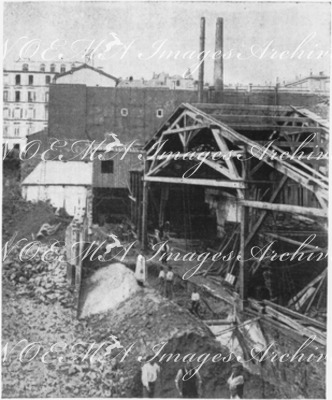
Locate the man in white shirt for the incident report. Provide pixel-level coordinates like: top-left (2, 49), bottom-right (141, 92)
top-left (141, 357), bottom-right (161, 398)
top-left (135, 254), bottom-right (146, 286)
top-left (158, 268), bottom-right (166, 295)
top-left (191, 289), bottom-right (201, 317)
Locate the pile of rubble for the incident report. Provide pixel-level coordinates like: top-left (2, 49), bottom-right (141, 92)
top-left (3, 243), bottom-right (74, 308)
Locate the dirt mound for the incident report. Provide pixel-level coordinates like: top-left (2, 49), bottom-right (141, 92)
top-left (79, 263), bottom-right (141, 318)
top-left (2, 177), bottom-right (71, 244)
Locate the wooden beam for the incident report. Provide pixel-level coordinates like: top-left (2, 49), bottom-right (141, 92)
top-left (141, 161), bottom-right (149, 249)
top-left (147, 151), bottom-right (244, 161)
top-left (162, 125), bottom-right (209, 135)
top-left (262, 299), bottom-right (326, 330)
top-left (288, 269), bottom-right (327, 307)
top-left (239, 200), bottom-right (327, 218)
top-left (245, 176), bottom-right (287, 246)
top-left (212, 128), bottom-right (241, 179)
top-left (256, 141), bottom-right (326, 148)
top-left (210, 114), bottom-right (313, 123)
top-left (144, 176), bottom-right (246, 188)
top-left (192, 103), bottom-right (291, 112)
top-left (201, 158), bottom-right (237, 180)
top-left (222, 124), bottom-right (327, 132)
top-left (265, 232), bottom-right (325, 252)
top-left (239, 150), bottom-right (249, 305)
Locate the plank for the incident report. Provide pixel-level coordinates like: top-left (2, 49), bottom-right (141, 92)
top-left (288, 269), bottom-right (327, 307)
top-left (245, 176), bottom-right (287, 246)
top-left (265, 306), bottom-right (326, 345)
top-left (144, 176), bottom-right (246, 188)
top-left (263, 300), bottom-right (326, 331)
top-left (265, 233), bottom-right (325, 252)
top-left (240, 200), bottom-right (327, 218)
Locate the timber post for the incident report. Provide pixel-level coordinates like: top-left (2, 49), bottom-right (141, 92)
top-left (141, 157), bottom-right (149, 250)
top-left (239, 146), bottom-right (249, 309)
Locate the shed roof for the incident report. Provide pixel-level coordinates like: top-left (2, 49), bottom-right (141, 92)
top-left (22, 161), bottom-right (92, 186)
top-left (54, 63), bottom-right (120, 85)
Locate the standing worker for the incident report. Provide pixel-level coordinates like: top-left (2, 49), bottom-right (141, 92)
top-left (165, 265), bottom-right (174, 300)
top-left (227, 363), bottom-right (244, 399)
top-left (191, 288), bottom-right (201, 317)
top-left (158, 267), bottom-right (166, 295)
top-left (175, 360), bottom-right (202, 398)
top-left (135, 253), bottom-right (146, 287)
top-left (141, 356), bottom-right (160, 398)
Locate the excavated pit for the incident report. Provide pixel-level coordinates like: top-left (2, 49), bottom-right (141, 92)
top-left (79, 263), bottom-right (282, 398)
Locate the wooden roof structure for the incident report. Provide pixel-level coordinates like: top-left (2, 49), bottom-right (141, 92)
top-left (142, 102), bottom-right (329, 307)
top-left (144, 103), bottom-right (328, 206)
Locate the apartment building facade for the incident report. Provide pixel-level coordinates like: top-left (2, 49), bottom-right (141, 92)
top-left (3, 60), bottom-right (77, 149)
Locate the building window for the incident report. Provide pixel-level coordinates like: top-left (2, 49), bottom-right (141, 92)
top-left (156, 109), bottom-right (164, 118)
top-left (40, 64), bottom-right (45, 72)
top-left (3, 91), bottom-right (8, 101)
top-left (28, 75), bottom-right (34, 85)
top-left (45, 92), bottom-right (49, 102)
top-left (176, 80), bottom-right (180, 87)
top-left (33, 109), bottom-right (36, 119)
top-left (50, 64), bottom-right (55, 73)
top-left (14, 108), bottom-right (20, 118)
top-left (22, 63), bottom-right (29, 71)
top-left (121, 108), bottom-right (128, 117)
top-left (15, 91), bottom-right (20, 102)
top-left (4, 108), bottom-right (9, 118)
top-left (20, 109), bottom-right (23, 119)
top-left (60, 64), bottom-right (66, 73)
top-left (28, 91), bottom-right (33, 102)
top-left (45, 75), bottom-right (51, 85)
top-left (15, 75), bottom-right (21, 85)
top-left (14, 127), bottom-right (20, 136)
top-left (4, 126), bottom-right (8, 136)
top-left (101, 160), bottom-right (114, 174)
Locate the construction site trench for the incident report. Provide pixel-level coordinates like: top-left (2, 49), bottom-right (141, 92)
top-left (3, 239), bottom-right (280, 398)
top-left (2, 178), bottom-right (324, 398)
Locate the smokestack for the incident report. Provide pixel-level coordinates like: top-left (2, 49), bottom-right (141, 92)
top-left (214, 17), bottom-right (224, 91)
top-left (198, 17), bottom-right (205, 103)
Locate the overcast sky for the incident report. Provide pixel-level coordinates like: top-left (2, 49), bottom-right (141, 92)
top-left (3, 1), bottom-right (331, 85)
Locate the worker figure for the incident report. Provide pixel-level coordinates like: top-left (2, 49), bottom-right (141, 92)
top-left (158, 267), bottom-right (166, 295)
top-left (135, 254), bottom-right (146, 287)
top-left (175, 360), bottom-right (202, 398)
top-left (227, 363), bottom-right (244, 399)
top-left (191, 288), bottom-right (201, 317)
top-left (160, 237), bottom-right (170, 265)
top-left (141, 356), bottom-right (160, 398)
top-left (165, 265), bottom-right (174, 299)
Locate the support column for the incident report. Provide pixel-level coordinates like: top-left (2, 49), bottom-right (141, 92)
top-left (141, 159), bottom-right (149, 250)
top-left (239, 147), bottom-right (249, 309)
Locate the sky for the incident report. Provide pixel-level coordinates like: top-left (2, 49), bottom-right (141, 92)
top-left (3, 1), bottom-right (331, 85)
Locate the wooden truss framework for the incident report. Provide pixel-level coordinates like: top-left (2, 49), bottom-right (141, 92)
top-left (142, 103), bottom-right (329, 304)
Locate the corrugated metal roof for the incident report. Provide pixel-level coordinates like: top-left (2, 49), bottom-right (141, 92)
top-left (22, 161), bottom-right (92, 186)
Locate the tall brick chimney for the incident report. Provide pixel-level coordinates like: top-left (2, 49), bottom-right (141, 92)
top-left (214, 17), bottom-right (224, 91)
top-left (198, 17), bottom-right (205, 103)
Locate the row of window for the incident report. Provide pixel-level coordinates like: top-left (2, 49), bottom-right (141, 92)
top-left (14, 74), bottom-right (52, 86)
top-left (22, 63), bottom-right (69, 73)
top-left (3, 107), bottom-right (48, 120)
top-left (3, 126), bottom-right (31, 137)
top-left (121, 108), bottom-right (164, 118)
top-left (4, 90), bottom-right (49, 103)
